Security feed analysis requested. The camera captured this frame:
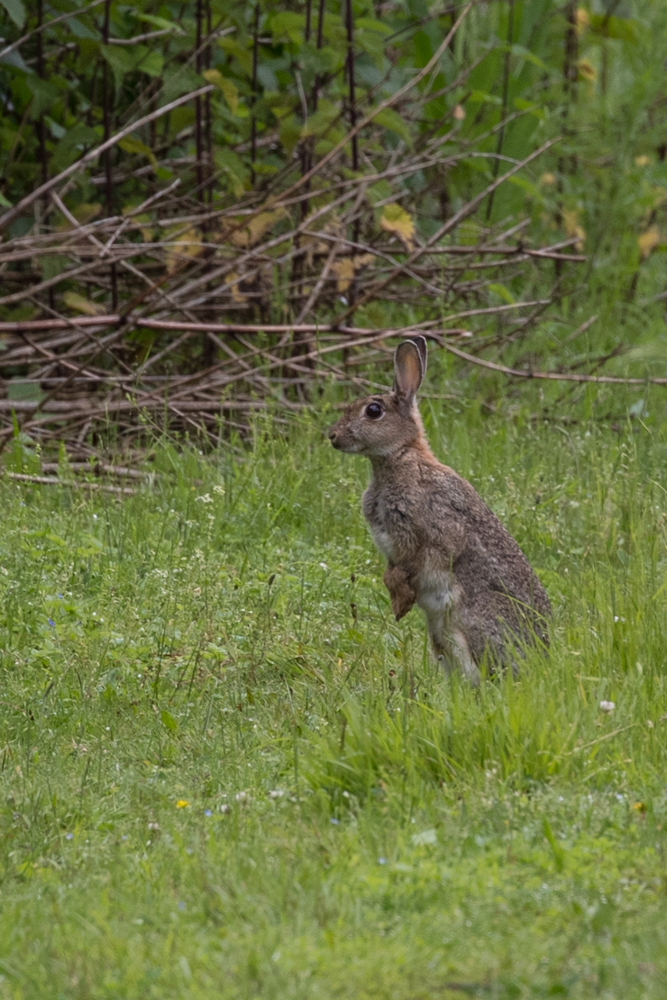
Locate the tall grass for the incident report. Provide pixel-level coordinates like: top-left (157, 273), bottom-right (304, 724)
top-left (1, 361), bottom-right (667, 996)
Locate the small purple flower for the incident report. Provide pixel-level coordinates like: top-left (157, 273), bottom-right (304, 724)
top-left (178, 901), bottom-right (186, 911)
top-left (330, 818), bottom-right (340, 825)
top-left (204, 809), bottom-right (212, 817)
top-left (65, 832), bottom-right (73, 840)
top-left (48, 618), bottom-right (56, 628)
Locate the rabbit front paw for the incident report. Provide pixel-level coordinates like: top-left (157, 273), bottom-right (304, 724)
top-left (384, 564), bottom-right (416, 621)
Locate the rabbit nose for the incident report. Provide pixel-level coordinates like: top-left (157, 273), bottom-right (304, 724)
top-left (328, 427), bottom-right (337, 441)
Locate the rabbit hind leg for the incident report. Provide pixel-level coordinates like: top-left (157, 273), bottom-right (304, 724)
top-left (427, 611), bottom-right (480, 687)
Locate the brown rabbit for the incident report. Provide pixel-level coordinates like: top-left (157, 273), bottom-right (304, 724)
top-left (328, 337), bottom-right (550, 684)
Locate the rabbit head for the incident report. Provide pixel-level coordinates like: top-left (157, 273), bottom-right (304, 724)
top-left (328, 337), bottom-right (427, 457)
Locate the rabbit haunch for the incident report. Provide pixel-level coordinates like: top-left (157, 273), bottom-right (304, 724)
top-left (328, 337), bottom-right (550, 683)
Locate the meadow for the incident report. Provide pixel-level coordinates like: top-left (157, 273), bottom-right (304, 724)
top-left (1, 363), bottom-right (667, 999)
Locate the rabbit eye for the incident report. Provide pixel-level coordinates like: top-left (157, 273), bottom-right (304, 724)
top-left (365, 402), bottom-right (383, 420)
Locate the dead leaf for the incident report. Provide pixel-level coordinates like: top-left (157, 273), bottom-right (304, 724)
top-left (225, 271), bottom-right (247, 304)
top-left (577, 59), bottom-right (596, 82)
top-left (203, 69), bottom-right (239, 115)
top-left (63, 291), bottom-right (106, 316)
top-left (638, 226), bottom-right (660, 259)
top-left (562, 209), bottom-right (586, 252)
top-left (540, 172), bottom-right (556, 186)
top-left (231, 208), bottom-right (288, 248)
top-left (635, 155), bottom-right (650, 167)
top-left (575, 8), bottom-right (589, 33)
top-left (331, 254), bottom-right (375, 293)
top-left (452, 104), bottom-right (466, 120)
top-left (380, 203), bottom-right (416, 251)
top-left (166, 227), bottom-right (202, 274)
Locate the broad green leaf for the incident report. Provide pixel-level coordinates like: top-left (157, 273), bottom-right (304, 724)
top-left (269, 11), bottom-right (305, 44)
top-left (25, 76), bottom-right (61, 119)
top-left (216, 148), bottom-right (248, 197)
top-left (218, 37), bottom-right (252, 75)
top-left (0, 49), bottom-right (28, 71)
top-left (137, 13), bottom-right (182, 32)
top-left (366, 180), bottom-right (392, 207)
top-left (588, 13), bottom-right (638, 42)
top-left (160, 710), bottom-right (178, 733)
top-left (0, 191), bottom-right (11, 208)
top-left (488, 283), bottom-right (515, 305)
top-left (139, 51), bottom-right (163, 78)
top-left (102, 44), bottom-right (161, 89)
top-left (301, 99), bottom-right (339, 138)
top-left (279, 113), bottom-right (302, 155)
top-left (374, 107), bottom-right (413, 146)
top-left (67, 17), bottom-right (99, 40)
top-left (203, 69), bottom-right (238, 114)
top-left (118, 136), bottom-right (158, 170)
top-left (355, 18), bottom-right (391, 35)
top-left (510, 44), bottom-right (551, 73)
top-left (0, 0), bottom-right (25, 29)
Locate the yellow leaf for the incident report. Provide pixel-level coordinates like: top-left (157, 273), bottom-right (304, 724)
top-left (62, 291), bottom-right (106, 316)
top-left (635, 154), bottom-right (650, 167)
top-left (332, 258), bottom-right (354, 293)
top-left (452, 104), bottom-right (466, 120)
top-left (380, 203), bottom-right (416, 251)
top-left (165, 227), bottom-right (202, 274)
top-left (577, 58), bottom-right (596, 82)
top-left (575, 8), bottom-right (589, 33)
top-left (562, 209), bottom-right (586, 252)
top-left (540, 172), bottom-right (556, 186)
top-left (72, 203), bottom-right (102, 225)
top-left (231, 208), bottom-right (288, 248)
top-left (638, 226), bottom-right (660, 258)
top-left (225, 271), bottom-right (247, 304)
top-left (176, 799), bottom-right (190, 809)
top-left (331, 254), bottom-right (375, 293)
top-left (203, 68), bottom-right (238, 115)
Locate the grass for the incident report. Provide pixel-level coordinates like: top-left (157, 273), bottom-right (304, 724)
top-left (2, 369), bottom-right (667, 998)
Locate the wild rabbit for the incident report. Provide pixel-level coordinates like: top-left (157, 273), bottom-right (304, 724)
top-left (328, 336), bottom-right (550, 684)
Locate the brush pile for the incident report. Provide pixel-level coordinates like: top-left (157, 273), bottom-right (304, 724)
top-left (0, 2), bottom-right (586, 457)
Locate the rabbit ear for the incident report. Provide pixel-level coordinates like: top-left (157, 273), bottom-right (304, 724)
top-left (412, 335), bottom-right (427, 377)
top-left (393, 340), bottom-right (424, 401)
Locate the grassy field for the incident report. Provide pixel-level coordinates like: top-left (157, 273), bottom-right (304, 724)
top-left (2, 367), bottom-right (667, 999)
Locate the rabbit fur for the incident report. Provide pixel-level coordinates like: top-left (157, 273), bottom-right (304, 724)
top-left (328, 336), bottom-right (550, 684)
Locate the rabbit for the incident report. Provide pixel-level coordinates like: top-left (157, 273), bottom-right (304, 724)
top-left (328, 336), bottom-right (550, 684)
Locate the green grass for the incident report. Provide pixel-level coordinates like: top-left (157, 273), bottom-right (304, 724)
top-left (2, 375), bottom-right (667, 998)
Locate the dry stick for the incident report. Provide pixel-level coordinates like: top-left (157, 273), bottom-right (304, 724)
top-left (335, 136), bottom-right (560, 324)
top-left (441, 340), bottom-right (667, 386)
top-left (0, 303), bottom-right (544, 337)
top-left (0, 325), bottom-right (131, 449)
top-left (4, 472), bottom-right (135, 495)
top-left (295, 238), bottom-right (343, 324)
top-left (0, 85), bottom-right (215, 232)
